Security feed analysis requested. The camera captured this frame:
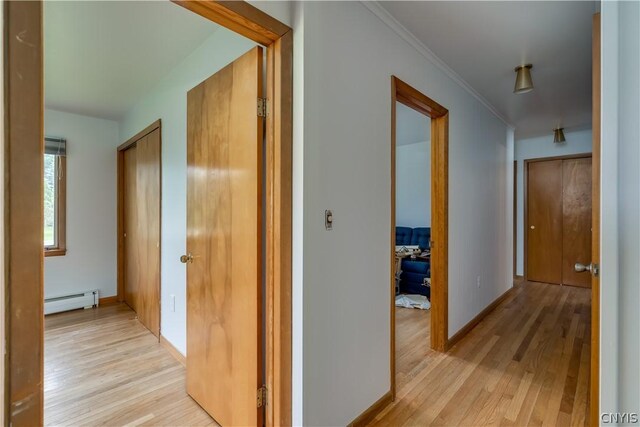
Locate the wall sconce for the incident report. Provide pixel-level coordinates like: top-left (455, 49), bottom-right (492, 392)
top-left (514, 64), bottom-right (534, 94)
top-left (553, 128), bottom-right (566, 143)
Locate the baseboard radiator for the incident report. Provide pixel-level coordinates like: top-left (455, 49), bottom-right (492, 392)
top-left (44, 290), bottom-right (99, 315)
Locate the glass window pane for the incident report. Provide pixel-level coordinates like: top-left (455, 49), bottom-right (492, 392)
top-left (44, 154), bottom-right (56, 247)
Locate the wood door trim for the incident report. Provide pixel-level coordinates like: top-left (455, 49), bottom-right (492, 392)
top-left (523, 153), bottom-right (593, 283)
top-left (525, 152), bottom-right (592, 164)
top-left (6, 1), bottom-right (292, 424)
top-left (118, 119), bottom-right (161, 152)
top-left (390, 76), bottom-right (449, 403)
top-left (591, 12), bottom-right (601, 427)
top-left (3, 2), bottom-right (44, 424)
top-left (172, 1), bottom-right (289, 45)
top-left (117, 120), bottom-right (162, 311)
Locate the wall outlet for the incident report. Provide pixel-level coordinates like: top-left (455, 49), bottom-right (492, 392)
top-left (476, 275), bottom-right (481, 288)
top-left (171, 294), bottom-right (176, 312)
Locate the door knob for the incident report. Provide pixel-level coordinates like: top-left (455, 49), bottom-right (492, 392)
top-left (180, 253), bottom-right (194, 264)
top-left (574, 262), bottom-right (599, 277)
top-left (530, 225), bottom-right (535, 229)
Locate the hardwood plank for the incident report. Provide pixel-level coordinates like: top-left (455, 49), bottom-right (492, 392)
top-left (44, 304), bottom-right (214, 426)
top-left (369, 282), bottom-right (591, 427)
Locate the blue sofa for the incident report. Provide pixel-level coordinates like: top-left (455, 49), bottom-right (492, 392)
top-left (396, 226), bottom-right (431, 299)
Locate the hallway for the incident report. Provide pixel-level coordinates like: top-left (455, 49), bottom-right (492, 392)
top-left (44, 304), bottom-right (215, 426)
top-left (372, 281), bottom-right (591, 426)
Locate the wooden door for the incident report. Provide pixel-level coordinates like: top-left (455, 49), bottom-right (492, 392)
top-left (122, 129), bottom-right (161, 337)
top-left (527, 160), bottom-right (563, 284)
top-left (186, 46), bottom-right (263, 426)
top-left (590, 13), bottom-right (601, 426)
top-left (123, 147), bottom-right (139, 310)
top-left (562, 158), bottom-right (592, 287)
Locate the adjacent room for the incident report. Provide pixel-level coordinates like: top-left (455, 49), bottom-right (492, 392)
top-left (394, 101), bottom-right (432, 386)
top-left (42, 2), bottom-right (266, 425)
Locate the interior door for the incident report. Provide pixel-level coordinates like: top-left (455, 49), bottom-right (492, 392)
top-left (562, 158), bottom-right (592, 287)
top-left (589, 13), bottom-right (601, 426)
top-left (123, 129), bottom-right (161, 337)
top-left (123, 147), bottom-right (139, 310)
top-left (527, 159), bottom-right (563, 284)
top-left (185, 46), bottom-right (263, 426)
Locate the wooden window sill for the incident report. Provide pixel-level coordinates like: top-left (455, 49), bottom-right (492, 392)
top-left (44, 249), bottom-right (66, 257)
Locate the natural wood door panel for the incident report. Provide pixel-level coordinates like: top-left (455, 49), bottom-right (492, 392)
top-left (527, 160), bottom-right (563, 284)
top-left (122, 129), bottom-right (161, 337)
top-left (186, 46), bottom-right (263, 426)
top-left (562, 158), bottom-right (592, 288)
top-left (124, 147), bottom-right (139, 311)
top-left (135, 129), bottom-right (162, 336)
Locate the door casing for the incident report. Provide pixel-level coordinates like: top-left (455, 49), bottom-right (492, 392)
top-left (3, 2), bottom-right (293, 426)
top-left (390, 76), bottom-right (449, 403)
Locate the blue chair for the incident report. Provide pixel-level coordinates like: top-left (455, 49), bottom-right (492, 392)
top-left (395, 227), bottom-right (431, 298)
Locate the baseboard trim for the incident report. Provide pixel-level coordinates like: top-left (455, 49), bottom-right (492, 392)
top-left (160, 335), bottom-right (186, 367)
top-left (348, 390), bottom-right (393, 427)
top-left (446, 286), bottom-right (516, 350)
top-left (98, 296), bottom-right (118, 306)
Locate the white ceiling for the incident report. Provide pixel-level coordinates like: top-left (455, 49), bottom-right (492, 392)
top-left (379, 1), bottom-right (597, 138)
top-left (397, 102), bottom-right (430, 146)
top-left (44, 1), bottom-right (219, 120)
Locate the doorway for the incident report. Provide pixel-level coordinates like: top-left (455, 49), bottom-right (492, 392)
top-left (3, 2), bottom-right (293, 425)
top-left (390, 76), bottom-right (449, 399)
top-left (117, 121), bottom-right (162, 337)
top-left (524, 154), bottom-right (592, 287)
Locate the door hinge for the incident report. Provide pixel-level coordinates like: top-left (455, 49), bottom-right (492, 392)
top-left (257, 98), bottom-right (268, 117)
top-left (257, 385), bottom-right (267, 408)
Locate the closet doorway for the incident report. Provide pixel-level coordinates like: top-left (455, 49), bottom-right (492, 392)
top-left (117, 120), bottom-right (162, 336)
top-left (524, 153), bottom-right (592, 288)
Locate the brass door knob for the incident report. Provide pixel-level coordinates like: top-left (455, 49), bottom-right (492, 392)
top-left (180, 253), bottom-right (194, 264)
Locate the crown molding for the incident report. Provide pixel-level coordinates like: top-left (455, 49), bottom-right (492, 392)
top-left (361, 1), bottom-right (515, 130)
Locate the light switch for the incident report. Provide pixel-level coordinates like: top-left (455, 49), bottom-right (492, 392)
top-left (325, 210), bottom-right (333, 230)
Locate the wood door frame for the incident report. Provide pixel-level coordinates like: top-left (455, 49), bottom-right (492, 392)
top-left (116, 119), bottom-right (162, 336)
top-left (523, 152), bottom-right (592, 283)
top-left (390, 76), bottom-right (449, 401)
top-left (3, 2), bottom-right (293, 426)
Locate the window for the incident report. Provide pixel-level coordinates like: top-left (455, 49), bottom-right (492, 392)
top-left (44, 137), bottom-right (67, 256)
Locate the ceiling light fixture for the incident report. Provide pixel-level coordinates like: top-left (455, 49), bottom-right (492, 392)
top-left (514, 64), bottom-right (534, 94)
top-left (553, 128), bottom-right (566, 143)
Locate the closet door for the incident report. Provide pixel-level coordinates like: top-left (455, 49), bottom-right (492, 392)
top-left (562, 158), bottom-right (592, 288)
top-left (527, 160), bottom-right (563, 284)
top-left (122, 128), bottom-right (161, 337)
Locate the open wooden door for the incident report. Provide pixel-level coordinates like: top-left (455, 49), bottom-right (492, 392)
top-left (185, 46), bottom-right (264, 426)
top-left (590, 12), bottom-right (601, 426)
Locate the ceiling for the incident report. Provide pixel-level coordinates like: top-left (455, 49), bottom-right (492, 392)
top-left (45, 1), bottom-right (219, 120)
top-left (397, 102), bottom-right (430, 146)
top-left (379, 1), bottom-right (597, 138)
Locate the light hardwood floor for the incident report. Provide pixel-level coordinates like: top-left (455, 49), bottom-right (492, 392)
top-left (44, 303), bottom-right (215, 426)
top-left (373, 281), bottom-right (591, 426)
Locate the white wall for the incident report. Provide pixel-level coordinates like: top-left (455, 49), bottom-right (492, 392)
top-left (616, 1), bottom-right (639, 415)
top-left (43, 109), bottom-right (119, 300)
top-left (119, 27), bottom-right (256, 355)
top-left (396, 141), bottom-right (431, 228)
top-left (295, 2), bottom-right (511, 424)
top-left (600, 0), bottom-right (640, 418)
top-left (514, 128), bottom-right (592, 276)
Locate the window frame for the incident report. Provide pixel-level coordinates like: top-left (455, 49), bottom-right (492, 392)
top-left (44, 154), bottom-right (67, 257)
